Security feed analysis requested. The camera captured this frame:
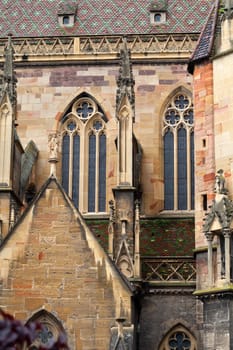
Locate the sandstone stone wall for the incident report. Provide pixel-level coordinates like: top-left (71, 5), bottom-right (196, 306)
top-left (192, 61), bottom-right (215, 250)
top-left (16, 62), bottom-right (192, 216)
top-left (0, 179), bottom-right (132, 350)
top-left (213, 52), bottom-right (233, 192)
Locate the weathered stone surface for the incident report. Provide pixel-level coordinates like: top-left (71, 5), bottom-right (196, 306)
top-left (0, 178), bottom-right (132, 350)
top-left (15, 63), bottom-right (192, 216)
top-left (201, 293), bottom-right (233, 350)
top-left (139, 293), bottom-right (197, 350)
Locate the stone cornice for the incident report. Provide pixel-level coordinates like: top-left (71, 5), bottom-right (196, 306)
top-left (195, 285), bottom-right (233, 300)
top-left (146, 287), bottom-right (195, 295)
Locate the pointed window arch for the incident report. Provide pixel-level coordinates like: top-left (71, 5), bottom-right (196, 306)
top-left (26, 310), bottom-right (66, 349)
top-left (163, 90), bottom-right (194, 211)
top-left (159, 324), bottom-right (197, 350)
top-left (61, 93), bottom-right (107, 213)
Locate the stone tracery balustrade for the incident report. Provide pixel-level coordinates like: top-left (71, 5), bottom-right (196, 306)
top-left (0, 34), bottom-right (199, 59)
top-left (141, 256), bottom-right (196, 283)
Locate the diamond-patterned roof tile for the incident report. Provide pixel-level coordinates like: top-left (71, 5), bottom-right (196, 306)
top-left (0, 0), bottom-right (214, 38)
top-left (188, 0), bottom-right (219, 73)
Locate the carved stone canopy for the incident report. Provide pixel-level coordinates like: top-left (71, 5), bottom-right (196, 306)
top-left (203, 195), bottom-right (233, 233)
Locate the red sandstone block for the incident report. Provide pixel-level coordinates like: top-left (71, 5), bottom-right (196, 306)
top-left (203, 173), bottom-right (215, 182)
top-left (13, 281), bottom-right (33, 289)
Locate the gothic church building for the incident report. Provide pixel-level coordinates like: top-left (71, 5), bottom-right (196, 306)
top-left (0, 0), bottom-right (231, 349)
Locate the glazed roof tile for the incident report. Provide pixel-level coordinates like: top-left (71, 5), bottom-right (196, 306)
top-left (0, 0), bottom-right (213, 38)
top-left (188, 0), bottom-right (219, 73)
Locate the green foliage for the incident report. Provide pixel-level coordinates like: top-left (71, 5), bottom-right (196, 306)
top-left (0, 310), bottom-right (69, 350)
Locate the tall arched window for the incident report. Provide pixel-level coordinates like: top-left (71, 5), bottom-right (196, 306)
top-left (163, 91), bottom-right (194, 211)
top-left (159, 325), bottom-right (197, 350)
top-left (61, 94), bottom-right (107, 213)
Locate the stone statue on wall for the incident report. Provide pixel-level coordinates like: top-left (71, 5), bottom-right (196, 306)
top-left (48, 132), bottom-right (59, 176)
top-left (48, 133), bottom-right (59, 160)
top-left (214, 169), bottom-right (227, 194)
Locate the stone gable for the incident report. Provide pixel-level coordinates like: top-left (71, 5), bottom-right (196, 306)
top-left (0, 177), bottom-right (132, 350)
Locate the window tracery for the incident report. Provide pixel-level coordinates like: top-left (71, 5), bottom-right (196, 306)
top-left (163, 91), bottom-right (194, 211)
top-left (61, 94), bottom-right (107, 213)
top-left (26, 310), bottom-right (64, 350)
top-left (159, 326), bottom-right (196, 350)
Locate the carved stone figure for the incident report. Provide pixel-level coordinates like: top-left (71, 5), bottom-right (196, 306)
top-left (214, 169), bottom-right (227, 194)
top-left (48, 133), bottom-right (59, 160)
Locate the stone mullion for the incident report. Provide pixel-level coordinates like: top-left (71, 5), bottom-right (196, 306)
top-left (68, 133), bottom-right (73, 198)
top-left (95, 132), bottom-right (100, 213)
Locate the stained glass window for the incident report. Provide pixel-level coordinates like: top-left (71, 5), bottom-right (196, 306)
top-left (159, 326), bottom-right (196, 350)
top-left (37, 325), bottom-right (54, 345)
top-left (154, 13), bottom-right (162, 22)
top-left (61, 95), bottom-right (107, 213)
top-left (72, 134), bottom-right (80, 208)
top-left (164, 131), bottom-right (174, 210)
top-left (99, 133), bottom-right (106, 212)
top-left (88, 133), bottom-right (96, 212)
top-left (168, 332), bottom-right (191, 350)
top-left (62, 134), bottom-right (70, 194)
top-left (77, 101), bottom-right (94, 119)
top-left (163, 92), bottom-right (194, 211)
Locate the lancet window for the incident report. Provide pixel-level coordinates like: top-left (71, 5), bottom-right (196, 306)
top-left (61, 94), bottom-right (107, 213)
top-left (163, 91), bottom-right (194, 211)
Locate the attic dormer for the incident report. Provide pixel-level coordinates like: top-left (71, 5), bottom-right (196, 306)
top-left (149, 0), bottom-right (167, 24)
top-left (57, 3), bottom-right (77, 28)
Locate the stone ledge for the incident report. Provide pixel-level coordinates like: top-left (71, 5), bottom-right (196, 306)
top-left (194, 284), bottom-right (233, 298)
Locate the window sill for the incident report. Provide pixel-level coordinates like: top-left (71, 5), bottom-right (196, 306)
top-left (83, 212), bottom-right (109, 219)
top-left (157, 210), bottom-right (194, 218)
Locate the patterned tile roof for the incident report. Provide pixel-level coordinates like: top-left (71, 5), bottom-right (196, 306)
top-left (188, 0), bottom-right (219, 73)
top-left (0, 0), bottom-right (214, 38)
top-left (86, 218), bottom-right (194, 256)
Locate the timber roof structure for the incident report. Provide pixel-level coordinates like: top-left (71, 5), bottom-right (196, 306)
top-left (0, 0), bottom-right (213, 37)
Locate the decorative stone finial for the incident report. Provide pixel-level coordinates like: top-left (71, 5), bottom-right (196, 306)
top-left (48, 132), bottom-right (59, 177)
top-left (0, 34), bottom-right (17, 108)
top-left (116, 37), bottom-right (135, 120)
